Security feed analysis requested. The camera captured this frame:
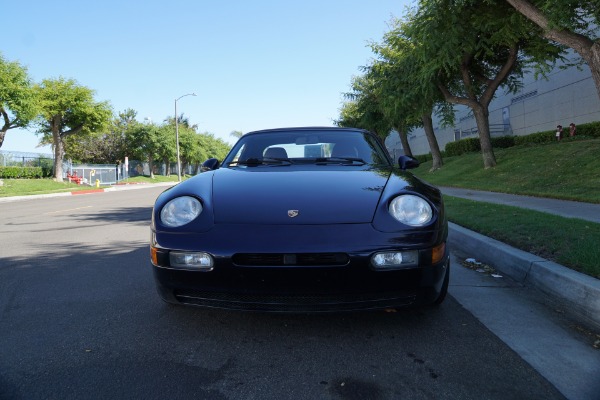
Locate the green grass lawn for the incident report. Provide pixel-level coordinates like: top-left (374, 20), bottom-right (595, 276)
top-left (0, 175), bottom-right (180, 197)
top-left (412, 138), bottom-right (600, 279)
top-left (413, 138), bottom-right (600, 203)
top-left (0, 179), bottom-right (86, 197)
top-left (443, 196), bottom-right (600, 279)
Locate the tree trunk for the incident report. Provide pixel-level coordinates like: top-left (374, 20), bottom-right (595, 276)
top-left (394, 127), bottom-right (413, 157)
top-left (149, 155), bottom-right (155, 179)
top-left (505, 0), bottom-right (600, 102)
top-left (163, 157), bottom-right (170, 176)
top-left (421, 113), bottom-right (443, 171)
top-left (545, 27), bottom-right (600, 104)
top-left (590, 44), bottom-right (600, 101)
top-left (472, 105), bottom-right (496, 168)
top-left (53, 140), bottom-right (65, 182)
top-left (436, 42), bottom-right (515, 170)
top-left (52, 116), bottom-right (65, 182)
top-left (0, 108), bottom-right (12, 149)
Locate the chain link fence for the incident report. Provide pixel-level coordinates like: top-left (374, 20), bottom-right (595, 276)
top-left (65, 163), bottom-right (119, 186)
top-left (0, 150), bottom-right (54, 177)
top-left (1, 150), bottom-right (193, 183)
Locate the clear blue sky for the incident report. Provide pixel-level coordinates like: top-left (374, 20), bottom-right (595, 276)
top-left (4, 0), bottom-right (413, 154)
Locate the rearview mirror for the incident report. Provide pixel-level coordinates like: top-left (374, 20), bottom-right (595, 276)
top-left (201, 158), bottom-right (220, 172)
top-left (398, 155), bottom-right (419, 170)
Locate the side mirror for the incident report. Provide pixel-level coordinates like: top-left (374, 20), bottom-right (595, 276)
top-left (201, 158), bottom-right (220, 172)
top-left (398, 155), bottom-right (419, 170)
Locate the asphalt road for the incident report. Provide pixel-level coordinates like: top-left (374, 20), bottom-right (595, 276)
top-left (0, 187), bottom-right (595, 399)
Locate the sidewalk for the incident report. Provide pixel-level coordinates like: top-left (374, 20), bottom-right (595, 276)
top-left (440, 186), bottom-right (600, 223)
top-left (440, 186), bottom-right (600, 331)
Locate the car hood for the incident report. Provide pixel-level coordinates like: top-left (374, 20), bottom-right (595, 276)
top-left (211, 167), bottom-right (392, 224)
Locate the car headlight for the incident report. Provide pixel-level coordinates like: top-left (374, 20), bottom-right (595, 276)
top-left (389, 194), bottom-right (433, 226)
top-left (160, 196), bottom-right (203, 227)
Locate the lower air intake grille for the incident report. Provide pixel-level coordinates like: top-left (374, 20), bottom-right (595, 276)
top-left (174, 289), bottom-right (416, 312)
top-left (232, 252), bottom-right (349, 267)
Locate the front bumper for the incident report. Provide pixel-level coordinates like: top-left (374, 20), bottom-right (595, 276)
top-left (151, 223), bottom-right (449, 312)
top-left (153, 259), bottom-right (448, 312)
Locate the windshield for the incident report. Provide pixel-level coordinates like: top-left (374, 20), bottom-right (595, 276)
top-left (222, 129), bottom-right (392, 167)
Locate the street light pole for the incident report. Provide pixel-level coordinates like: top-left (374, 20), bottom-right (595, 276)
top-left (174, 93), bottom-right (196, 182)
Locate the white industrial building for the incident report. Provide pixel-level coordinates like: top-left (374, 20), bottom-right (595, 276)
top-left (386, 53), bottom-right (600, 157)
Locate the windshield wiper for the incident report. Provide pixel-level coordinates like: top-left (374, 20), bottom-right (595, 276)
top-left (227, 157), bottom-right (292, 167)
top-left (313, 157), bottom-right (366, 165)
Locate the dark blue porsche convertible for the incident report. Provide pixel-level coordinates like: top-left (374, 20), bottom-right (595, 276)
top-left (150, 127), bottom-right (449, 312)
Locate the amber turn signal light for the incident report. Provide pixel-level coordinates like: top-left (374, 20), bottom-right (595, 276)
top-left (432, 242), bottom-right (446, 264)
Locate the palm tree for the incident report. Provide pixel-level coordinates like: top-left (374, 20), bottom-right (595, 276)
top-left (164, 113), bottom-right (198, 130)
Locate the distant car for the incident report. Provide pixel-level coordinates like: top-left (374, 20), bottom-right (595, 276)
top-left (150, 127), bottom-right (449, 312)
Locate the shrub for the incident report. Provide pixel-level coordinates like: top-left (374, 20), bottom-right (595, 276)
top-left (415, 153), bottom-right (432, 163)
top-left (576, 121), bottom-right (600, 138)
top-left (414, 151), bottom-right (446, 164)
top-left (445, 121), bottom-right (600, 155)
top-left (0, 166), bottom-right (44, 179)
top-left (514, 122), bottom-right (600, 145)
top-left (491, 136), bottom-right (516, 148)
top-left (514, 130), bottom-right (555, 145)
top-left (39, 161), bottom-right (54, 178)
top-left (445, 138), bottom-right (480, 156)
top-left (426, 120), bottom-right (599, 158)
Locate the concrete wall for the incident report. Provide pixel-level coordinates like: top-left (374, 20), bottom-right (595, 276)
top-left (387, 54), bottom-right (600, 156)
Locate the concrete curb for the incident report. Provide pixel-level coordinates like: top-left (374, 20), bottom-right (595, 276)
top-left (0, 182), bottom-right (176, 203)
top-left (0, 192), bottom-right (73, 203)
top-left (449, 222), bottom-right (600, 330)
top-left (71, 188), bottom-right (106, 195)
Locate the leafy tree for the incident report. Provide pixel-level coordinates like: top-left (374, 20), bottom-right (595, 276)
top-left (336, 101), bottom-right (361, 129)
top-left (337, 74), bottom-right (393, 141)
top-left (164, 113), bottom-right (198, 130)
top-left (0, 54), bottom-right (37, 149)
top-left (505, 0), bottom-right (600, 100)
top-left (63, 109), bottom-right (139, 164)
top-left (63, 129), bottom-right (127, 164)
top-left (125, 121), bottom-right (161, 179)
top-left (178, 125), bottom-right (200, 174)
top-left (154, 125), bottom-right (176, 176)
top-left (406, 0), bottom-right (564, 168)
top-left (163, 113), bottom-right (198, 176)
top-left (63, 109), bottom-right (136, 163)
top-left (229, 130), bottom-right (243, 139)
top-left (340, 64), bottom-right (443, 166)
top-left (338, 16), bottom-right (452, 169)
top-left (204, 133), bottom-right (231, 160)
top-left (368, 18), bottom-right (449, 170)
top-left (189, 133), bottom-right (212, 174)
top-left (112, 109), bottom-right (139, 161)
top-left (208, 133), bottom-right (231, 159)
top-left (34, 77), bottom-right (112, 181)
top-left (199, 133), bottom-right (231, 170)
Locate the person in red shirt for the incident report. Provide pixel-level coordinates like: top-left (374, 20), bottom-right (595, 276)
top-left (569, 123), bottom-right (577, 137)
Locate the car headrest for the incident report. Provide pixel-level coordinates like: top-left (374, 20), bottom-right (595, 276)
top-left (264, 147), bottom-right (289, 159)
top-left (331, 143), bottom-right (358, 158)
